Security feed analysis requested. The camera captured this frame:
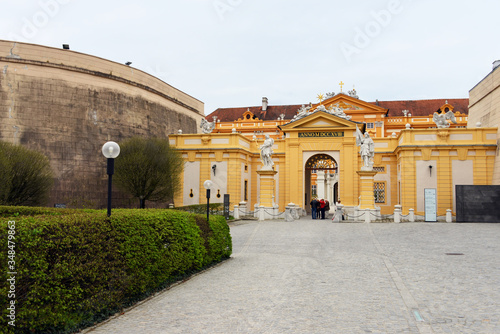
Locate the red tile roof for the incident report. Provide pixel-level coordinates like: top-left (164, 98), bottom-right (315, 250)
top-left (373, 98), bottom-right (469, 117)
top-left (206, 98), bottom-right (469, 122)
top-left (207, 105), bottom-right (303, 122)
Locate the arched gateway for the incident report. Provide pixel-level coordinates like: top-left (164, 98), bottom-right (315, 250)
top-left (305, 154), bottom-right (338, 211)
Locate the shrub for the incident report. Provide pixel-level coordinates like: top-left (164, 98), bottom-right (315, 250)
top-left (0, 142), bottom-right (54, 206)
top-left (0, 142), bottom-right (54, 205)
top-left (0, 208), bottom-right (231, 333)
top-left (114, 137), bottom-right (184, 208)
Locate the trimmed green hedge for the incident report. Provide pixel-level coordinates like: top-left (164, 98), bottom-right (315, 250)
top-left (175, 203), bottom-right (226, 215)
top-left (0, 208), bottom-right (232, 333)
top-left (0, 205), bottom-right (88, 218)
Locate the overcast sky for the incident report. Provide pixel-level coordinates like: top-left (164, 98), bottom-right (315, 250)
top-left (1, 0), bottom-right (499, 114)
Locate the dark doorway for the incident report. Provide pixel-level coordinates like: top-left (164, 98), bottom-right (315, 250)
top-left (305, 154), bottom-right (338, 213)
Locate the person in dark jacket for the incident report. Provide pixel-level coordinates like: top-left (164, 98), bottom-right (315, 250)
top-left (310, 198), bottom-right (318, 219)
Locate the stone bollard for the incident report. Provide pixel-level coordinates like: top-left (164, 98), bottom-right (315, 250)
top-left (446, 209), bottom-right (453, 223)
top-left (285, 205), bottom-right (294, 222)
top-left (254, 204), bottom-right (259, 218)
top-left (287, 203), bottom-right (294, 218)
top-left (233, 205), bottom-right (239, 219)
top-left (409, 208), bottom-right (415, 222)
top-left (288, 203), bottom-right (300, 220)
top-left (394, 205), bottom-right (402, 223)
top-left (364, 209), bottom-right (371, 223)
top-left (299, 208), bottom-right (307, 218)
top-left (239, 201), bottom-right (247, 216)
top-left (258, 205), bottom-right (265, 221)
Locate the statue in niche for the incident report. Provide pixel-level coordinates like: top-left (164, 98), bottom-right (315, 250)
top-left (433, 110), bottom-right (457, 128)
top-left (260, 134), bottom-right (274, 169)
top-left (200, 118), bottom-right (216, 134)
top-left (356, 125), bottom-right (374, 170)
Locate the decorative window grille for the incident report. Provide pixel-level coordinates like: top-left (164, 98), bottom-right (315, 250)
top-left (306, 154), bottom-right (338, 171)
top-left (373, 166), bottom-right (385, 173)
top-left (374, 182), bottom-right (386, 203)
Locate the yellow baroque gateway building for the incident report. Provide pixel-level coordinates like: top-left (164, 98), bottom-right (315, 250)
top-left (170, 91), bottom-right (497, 220)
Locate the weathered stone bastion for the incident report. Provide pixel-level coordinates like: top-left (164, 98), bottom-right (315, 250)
top-left (0, 40), bottom-right (204, 208)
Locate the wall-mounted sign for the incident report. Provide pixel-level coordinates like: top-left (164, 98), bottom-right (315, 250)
top-left (424, 188), bottom-right (437, 222)
top-left (224, 194), bottom-right (230, 219)
top-left (299, 132), bottom-right (344, 138)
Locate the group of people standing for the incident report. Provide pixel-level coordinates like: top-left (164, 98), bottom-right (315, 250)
top-left (309, 197), bottom-right (330, 219)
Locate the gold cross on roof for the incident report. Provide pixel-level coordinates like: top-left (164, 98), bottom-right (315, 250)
top-left (339, 81), bottom-right (344, 92)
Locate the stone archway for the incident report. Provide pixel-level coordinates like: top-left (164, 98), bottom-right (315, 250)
top-left (304, 154), bottom-right (338, 212)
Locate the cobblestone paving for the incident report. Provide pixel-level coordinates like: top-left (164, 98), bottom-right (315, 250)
top-left (85, 220), bottom-right (500, 333)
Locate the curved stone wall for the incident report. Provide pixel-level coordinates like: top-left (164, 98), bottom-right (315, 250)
top-left (0, 40), bottom-right (204, 208)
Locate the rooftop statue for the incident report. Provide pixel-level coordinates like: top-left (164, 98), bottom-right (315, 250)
top-left (433, 110), bottom-right (457, 128)
top-left (348, 88), bottom-right (359, 99)
top-left (200, 118), bottom-right (216, 134)
top-left (316, 105), bottom-right (328, 112)
top-left (291, 105), bottom-right (311, 121)
top-left (327, 105), bottom-right (352, 120)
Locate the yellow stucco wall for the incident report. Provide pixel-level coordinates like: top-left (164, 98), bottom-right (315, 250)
top-left (395, 128), bottom-right (497, 215)
top-left (171, 107), bottom-right (497, 218)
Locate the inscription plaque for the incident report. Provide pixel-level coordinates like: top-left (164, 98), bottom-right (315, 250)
top-left (299, 132), bottom-right (344, 138)
top-left (424, 188), bottom-right (437, 222)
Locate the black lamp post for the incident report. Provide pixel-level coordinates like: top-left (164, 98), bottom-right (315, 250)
top-left (203, 180), bottom-right (213, 222)
top-left (102, 141), bottom-right (120, 217)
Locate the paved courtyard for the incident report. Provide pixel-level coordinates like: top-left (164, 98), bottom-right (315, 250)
top-left (85, 219), bottom-right (500, 333)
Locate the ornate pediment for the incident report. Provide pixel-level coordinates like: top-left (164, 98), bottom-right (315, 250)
top-left (280, 93), bottom-right (384, 136)
top-left (313, 93), bottom-right (387, 114)
top-left (289, 103), bottom-right (354, 124)
top-left (280, 109), bottom-right (361, 132)
top-left (288, 94), bottom-right (387, 126)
